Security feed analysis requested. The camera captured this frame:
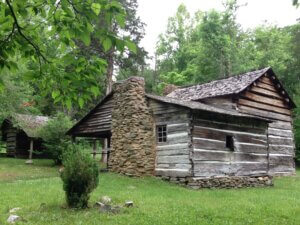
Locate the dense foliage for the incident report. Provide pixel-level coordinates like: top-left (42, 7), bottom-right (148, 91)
top-left (0, 0), bottom-right (137, 109)
top-left (61, 146), bottom-right (99, 208)
top-left (39, 113), bottom-right (73, 165)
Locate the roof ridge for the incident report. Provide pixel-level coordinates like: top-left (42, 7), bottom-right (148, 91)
top-left (167, 67), bottom-right (271, 101)
top-left (178, 67), bottom-right (270, 90)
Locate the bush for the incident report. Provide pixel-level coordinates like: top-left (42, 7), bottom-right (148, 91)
top-left (39, 113), bottom-right (73, 165)
top-left (293, 87), bottom-right (300, 164)
top-left (61, 145), bottom-right (99, 208)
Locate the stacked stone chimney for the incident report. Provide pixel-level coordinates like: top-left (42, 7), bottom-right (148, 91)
top-left (108, 77), bottom-right (156, 176)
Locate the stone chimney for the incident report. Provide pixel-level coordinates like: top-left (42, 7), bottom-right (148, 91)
top-left (108, 77), bottom-right (156, 176)
top-left (163, 84), bottom-right (178, 96)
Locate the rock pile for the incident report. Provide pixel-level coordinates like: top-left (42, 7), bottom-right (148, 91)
top-left (160, 175), bottom-right (273, 189)
top-left (95, 196), bottom-right (134, 214)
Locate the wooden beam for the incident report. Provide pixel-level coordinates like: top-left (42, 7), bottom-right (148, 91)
top-left (238, 98), bottom-right (291, 116)
top-left (242, 92), bottom-right (288, 108)
top-left (268, 128), bottom-right (293, 138)
top-left (256, 82), bottom-right (277, 92)
top-left (238, 105), bottom-right (291, 122)
top-left (260, 76), bottom-right (274, 85)
top-left (250, 86), bottom-right (283, 99)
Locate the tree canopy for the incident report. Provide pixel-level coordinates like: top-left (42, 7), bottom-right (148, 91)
top-left (0, 0), bottom-right (137, 110)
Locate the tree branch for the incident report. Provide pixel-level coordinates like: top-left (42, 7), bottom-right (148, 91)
top-left (5, 0), bottom-right (49, 63)
top-left (0, 23), bottom-right (15, 47)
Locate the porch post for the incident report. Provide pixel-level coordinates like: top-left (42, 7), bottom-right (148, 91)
top-left (93, 139), bottom-right (97, 159)
top-left (25, 139), bottom-right (34, 164)
top-left (101, 138), bottom-right (108, 163)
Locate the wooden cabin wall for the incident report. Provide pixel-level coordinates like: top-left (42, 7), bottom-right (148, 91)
top-left (148, 99), bottom-right (193, 178)
top-left (268, 121), bottom-right (295, 175)
top-left (200, 96), bottom-right (236, 111)
top-left (72, 97), bottom-right (113, 136)
top-left (5, 126), bottom-right (17, 157)
top-left (236, 74), bottom-right (295, 175)
top-left (192, 114), bottom-right (269, 177)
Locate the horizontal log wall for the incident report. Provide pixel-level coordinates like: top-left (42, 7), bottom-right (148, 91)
top-left (5, 127), bottom-right (17, 157)
top-left (73, 97), bottom-right (113, 135)
top-left (201, 96), bottom-right (235, 111)
top-left (268, 121), bottom-right (295, 175)
top-left (238, 75), bottom-right (292, 122)
top-left (236, 73), bottom-right (295, 175)
top-left (192, 117), bottom-right (269, 178)
top-left (149, 100), bottom-right (192, 178)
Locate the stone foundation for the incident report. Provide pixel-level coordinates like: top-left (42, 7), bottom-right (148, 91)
top-left (109, 77), bottom-right (156, 176)
top-left (159, 176), bottom-right (273, 189)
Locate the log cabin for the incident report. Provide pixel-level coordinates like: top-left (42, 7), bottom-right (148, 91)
top-left (67, 67), bottom-right (296, 188)
top-left (1, 114), bottom-right (49, 158)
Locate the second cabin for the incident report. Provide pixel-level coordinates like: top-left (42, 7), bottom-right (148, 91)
top-left (67, 67), bottom-right (296, 188)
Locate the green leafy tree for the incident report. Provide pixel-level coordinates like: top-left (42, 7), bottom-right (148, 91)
top-left (39, 113), bottom-right (73, 165)
top-left (0, 0), bottom-right (134, 109)
top-left (0, 65), bottom-right (40, 122)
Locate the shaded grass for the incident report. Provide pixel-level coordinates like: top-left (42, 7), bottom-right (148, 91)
top-left (0, 157), bottom-right (58, 182)
top-left (0, 158), bottom-right (299, 225)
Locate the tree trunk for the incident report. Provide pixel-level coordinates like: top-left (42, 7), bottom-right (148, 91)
top-left (106, 48), bottom-right (115, 94)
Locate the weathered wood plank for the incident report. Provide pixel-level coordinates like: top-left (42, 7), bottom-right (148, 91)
top-left (269, 165), bottom-right (295, 174)
top-left (193, 119), bottom-right (266, 134)
top-left (156, 163), bottom-right (191, 170)
top-left (242, 91), bottom-right (288, 108)
top-left (193, 126), bottom-right (267, 145)
top-left (193, 150), bottom-right (231, 162)
top-left (201, 96), bottom-right (236, 111)
top-left (269, 145), bottom-right (294, 155)
top-left (193, 138), bottom-right (226, 150)
top-left (156, 148), bottom-right (189, 156)
top-left (161, 132), bottom-right (189, 145)
top-left (269, 121), bottom-right (292, 130)
top-left (260, 76), bottom-right (274, 85)
top-left (235, 142), bottom-right (268, 154)
top-left (167, 123), bottom-right (189, 134)
top-left (157, 143), bottom-right (189, 151)
top-left (250, 86), bottom-right (283, 99)
top-left (256, 82), bottom-right (277, 92)
top-left (238, 98), bottom-right (291, 115)
top-left (238, 105), bottom-right (291, 122)
top-left (269, 155), bottom-right (295, 166)
top-left (235, 135), bottom-right (267, 145)
top-left (156, 155), bottom-right (190, 164)
top-left (233, 152), bottom-right (267, 163)
top-left (155, 168), bottom-right (191, 177)
top-left (193, 162), bottom-right (231, 177)
top-left (268, 136), bottom-right (294, 146)
top-left (268, 128), bottom-right (293, 138)
top-left (193, 127), bottom-right (226, 141)
top-left (231, 162), bottom-right (268, 176)
top-left (269, 154), bottom-right (295, 174)
top-left (154, 113), bottom-right (190, 124)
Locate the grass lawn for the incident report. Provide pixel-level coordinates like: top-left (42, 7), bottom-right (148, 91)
top-left (0, 158), bottom-right (300, 225)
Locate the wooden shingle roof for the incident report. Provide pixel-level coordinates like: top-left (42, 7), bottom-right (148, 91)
top-left (167, 67), bottom-right (295, 108)
top-left (167, 68), bottom-right (270, 100)
top-left (8, 114), bottom-right (49, 138)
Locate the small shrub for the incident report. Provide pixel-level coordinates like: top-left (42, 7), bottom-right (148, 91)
top-left (61, 145), bottom-right (99, 208)
top-left (39, 113), bottom-right (73, 165)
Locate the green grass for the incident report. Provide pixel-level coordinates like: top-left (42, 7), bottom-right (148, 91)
top-left (0, 158), bottom-right (300, 225)
top-left (0, 157), bottom-right (58, 182)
